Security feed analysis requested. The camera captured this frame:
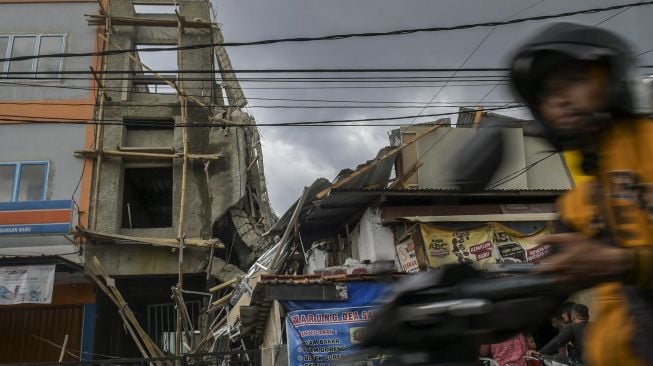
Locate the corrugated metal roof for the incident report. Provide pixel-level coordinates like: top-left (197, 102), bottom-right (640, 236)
top-left (331, 147), bottom-right (398, 191)
top-left (456, 107), bottom-right (544, 136)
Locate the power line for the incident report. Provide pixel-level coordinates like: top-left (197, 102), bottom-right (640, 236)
top-left (1, 1), bottom-right (651, 63)
top-left (486, 151), bottom-right (558, 189)
top-left (0, 68), bottom-right (511, 75)
top-left (0, 100), bottom-right (520, 107)
top-left (1, 66), bottom-right (652, 75)
top-left (0, 101), bottom-right (522, 110)
top-left (0, 79), bottom-right (511, 93)
top-left (637, 48), bottom-right (653, 57)
top-left (0, 76), bottom-right (510, 83)
top-left (594, 0), bottom-right (641, 26)
top-left (0, 105), bottom-right (524, 128)
top-left (408, 0), bottom-right (547, 126)
top-left (0, 75), bottom-right (512, 81)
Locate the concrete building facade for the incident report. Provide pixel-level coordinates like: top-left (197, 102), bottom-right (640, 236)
top-left (77, 0), bottom-right (276, 358)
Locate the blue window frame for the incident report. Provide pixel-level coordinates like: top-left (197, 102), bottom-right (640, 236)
top-left (0, 162), bottom-right (48, 202)
top-left (0, 34), bottom-right (66, 79)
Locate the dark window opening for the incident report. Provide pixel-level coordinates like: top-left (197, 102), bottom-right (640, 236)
top-left (124, 118), bottom-right (175, 130)
top-left (122, 167), bottom-right (173, 228)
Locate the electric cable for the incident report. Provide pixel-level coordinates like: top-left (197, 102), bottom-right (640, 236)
top-left (0, 105), bottom-right (525, 128)
top-left (408, 0), bottom-right (546, 126)
top-left (486, 151), bottom-right (558, 189)
top-left (1, 1), bottom-right (651, 63)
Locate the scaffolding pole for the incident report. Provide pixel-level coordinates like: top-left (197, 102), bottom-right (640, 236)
top-left (91, 5), bottom-right (111, 230)
top-left (175, 11), bottom-right (188, 361)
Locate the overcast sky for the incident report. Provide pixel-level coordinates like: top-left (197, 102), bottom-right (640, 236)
top-left (210, 0), bottom-right (653, 215)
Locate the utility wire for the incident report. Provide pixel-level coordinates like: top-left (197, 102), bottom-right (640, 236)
top-left (1, 1), bottom-right (651, 63)
top-left (1, 66), bottom-right (652, 75)
top-left (0, 79), bottom-right (511, 94)
top-left (486, 152), bottom-right (558, 189)
top-left (0, 68), bottom-right (513, 75)
top-left (0, 101), bottom-right (522, 109)
top-left (0, 75), bottom-right (512, 81)
top-left (0, 105), bottom-right (524, 128)
top-left (594, 0), bottom-right (642, 26)
top-left (479, 0), bottom-right (645, 110)
top-left (408, 0), bottom-right (546, 126)
top-left (0, 100), bottom-right (519, 107)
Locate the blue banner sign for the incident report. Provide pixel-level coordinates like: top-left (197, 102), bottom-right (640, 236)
top-left (286, 306), bottom-right (377, 366)
top-left (0, 200), bottom-right (72, 236)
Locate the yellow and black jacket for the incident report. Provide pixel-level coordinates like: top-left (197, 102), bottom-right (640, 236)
top-left (559, 119), bottom-right (653, 366)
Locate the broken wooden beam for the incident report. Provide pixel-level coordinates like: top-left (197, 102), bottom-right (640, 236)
top-left (209, 278), bottom-right (238, 293)
top-left (206, 292), bottom-right (233, 314)
top-left (90, 257), bottom-right (167, 360)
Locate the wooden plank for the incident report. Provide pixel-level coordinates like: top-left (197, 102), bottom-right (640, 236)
top-left (85, 265), bottom-right (150, 360)
top-left (86, 14), bottom-right (215, 28)
top-left (75, 149), bottom-right (222, 161)
top-left (98, 34), bottom-right (207, 108)
top-left (91, 257), bottom-right (167, 360)
top-left (210, 292), bottom-right (233, 308)
top-left (208, 278), bottom-right (238, 293)
top-left (80, 229), bottom-right (223, 248)
top-left (390, 161), bottom-right (423, 189)
top-left (58, 335), bottom-right (69, 363)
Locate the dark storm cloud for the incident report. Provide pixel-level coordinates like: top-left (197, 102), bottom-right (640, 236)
top-left (211, 0), bottom-right (653, 213)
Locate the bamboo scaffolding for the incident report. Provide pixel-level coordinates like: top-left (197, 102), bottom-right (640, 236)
top-left (175, 12), bottom-right (187, 360)
top-left (57, 335), bottom-right (69, 363)
top-left (87, 14), bottom-right (216, 29)
top-left (171, 286), bottom-right (195, 352)
top-left (75, 149), bottom-right (221, 160)
top-left (98, 34), bottom-right (207, 108)
top-left (79, 229), bottom-right (223, 248)
top-left (87, 257), bottom-right (168, 363)
top-left (91, 9), bottom-right (112, 230)
top-left (29, 335), bottom-right (78, 359)
top-left (191, 316), bottom-right (226, 354)
top-left (208, 278), bottom-right (238, 293)
top-left (210, 291), bottom-right (233, 308)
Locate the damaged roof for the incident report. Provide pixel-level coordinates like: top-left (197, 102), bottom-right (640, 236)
top-left (239, 272), bottom-right (400, 339)
top-left (456, 107), bottom-right (544, 136)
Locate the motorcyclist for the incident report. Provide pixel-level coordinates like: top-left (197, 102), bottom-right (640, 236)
top-left (509, 22), bottom-right (653, 366)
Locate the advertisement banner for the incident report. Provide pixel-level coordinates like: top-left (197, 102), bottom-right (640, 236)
top-left (420, 222), bottom-right (552, 268)
top-left (395, 238), bottom-right (419, 273)
top-left (0, 265), bottom-right (55, 305)
top-left (286, 306), bottom-right (378, 366)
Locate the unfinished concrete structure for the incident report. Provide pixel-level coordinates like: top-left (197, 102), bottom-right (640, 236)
top-left (78, 0), bottom-right (275, 357)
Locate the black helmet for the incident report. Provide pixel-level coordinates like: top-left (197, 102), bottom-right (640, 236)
top-left (510, 22), bottom-right (641, 118)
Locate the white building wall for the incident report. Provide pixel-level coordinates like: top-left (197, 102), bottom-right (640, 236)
top-left (351, 208), bottom-right (396, 263)
top-left (305, 247), bottom-right (328, 274)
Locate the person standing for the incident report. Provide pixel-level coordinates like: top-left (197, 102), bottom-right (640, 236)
top-left (480, 333), bottom-right (529, 366)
